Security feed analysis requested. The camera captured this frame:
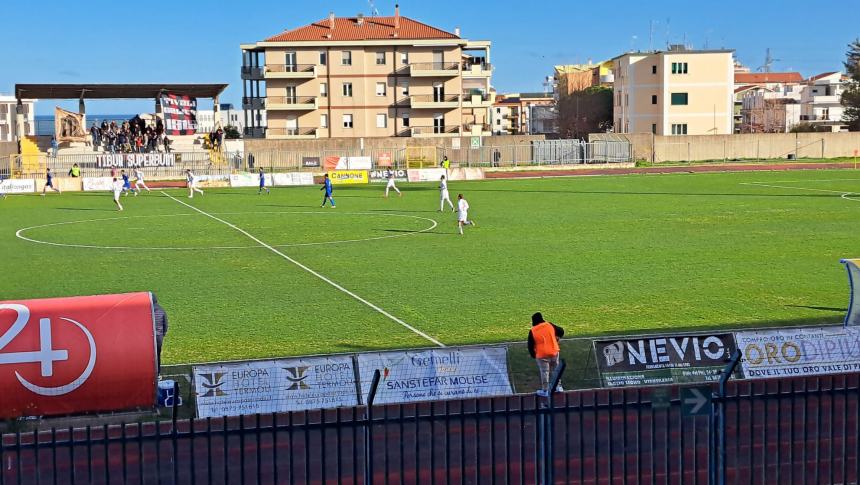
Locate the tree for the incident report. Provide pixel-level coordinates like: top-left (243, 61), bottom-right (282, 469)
top-left (556, 86), bottom-right (613, 139)
top-left (789, 122), bottom-right (830, 133)
top-left (842, 38), bottom-right (860, 131)
top-left (223, 125), bottom-right (241, 139)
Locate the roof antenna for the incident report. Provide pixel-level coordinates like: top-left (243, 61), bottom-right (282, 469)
top-left (367, 0), bottom-right (380, 15)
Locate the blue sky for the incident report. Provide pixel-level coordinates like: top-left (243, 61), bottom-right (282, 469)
top-left (1, 0), bottom-right (857, 115)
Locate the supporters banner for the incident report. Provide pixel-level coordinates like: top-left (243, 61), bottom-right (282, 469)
top-left (735, 326), bottom-right (860, 379)
top-left (356, 347), bottom-right (513, 405)
top-left (369, 169), bottom-right (408, 183)
top-left (842, 259), bottom-right (860, 326)
top-left (160, 93), bottom-right (198, 135)
top-left (54, 107), bottom-right (87, 142)
top-left (193, 355), bottom-right (358, 418)
top-left (96, 153), bottom-right (176, 169)
top-left (0, 292), bottom-right (157, 418)
top-left (407, 168), bottom-right (447, 182)
top-left (272, 172), bottom-right (314, 186)
top-left (594, 333), bottom-right (737, 388)
top-left (0, 179), bottom-right (35, 194)
top-left (328, 170), bottom-right (369, 185)
top-left (324, 156), bottom-right (372, 171)
top-left (82, 177), bottom-right (115, 191)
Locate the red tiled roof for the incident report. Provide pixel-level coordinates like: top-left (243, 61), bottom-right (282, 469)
top-left (806, 71), bottom-right (839, 82)
top-left (734, 72), bottom-right (803, 84)
top-left (264, 16), bottom-right (459, 42)
top-left (734, 85), bottom-right (757, 94)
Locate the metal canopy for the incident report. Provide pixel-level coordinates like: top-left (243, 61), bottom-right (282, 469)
top-left (14, 83), bottom-right (228, 100)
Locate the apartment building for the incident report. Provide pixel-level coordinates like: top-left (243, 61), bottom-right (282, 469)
top-left (801, 72), bottom-right (847, 132)
top-left (490, 93), bottom-right (555, 135)
top-left (553, 61), bottom-right (614, 97)
top-left (240, 7), bottom-right (493, 140)
top-left (612, 47), bottom-right (734, 135)
top-left (0, 95), bottom-right (35, 142)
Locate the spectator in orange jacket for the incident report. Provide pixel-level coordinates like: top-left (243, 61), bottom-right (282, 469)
top-left (528, 312), bottom-right (564, 396)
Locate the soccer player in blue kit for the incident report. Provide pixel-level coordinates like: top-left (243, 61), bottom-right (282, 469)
top-left (258, 167), bottom-right (270, 195)
top-left (320, 173), bottom-right (335, 208)
top-left (41, 168), bottom-right (61, 196)
top-left (121, 170), bottom-right (138, 196)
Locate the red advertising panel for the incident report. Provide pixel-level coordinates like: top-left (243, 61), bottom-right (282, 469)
top-left (0, 292), bottom-right (156, 418)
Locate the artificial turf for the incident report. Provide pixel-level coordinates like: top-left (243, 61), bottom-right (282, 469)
top-left (0, 169), bottom-right (855, 365)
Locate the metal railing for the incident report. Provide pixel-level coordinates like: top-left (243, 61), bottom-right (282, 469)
top-left (462, 62), bottom-right (492, 72)
top-left (241, 96), bottom-right (265, 110)
top-left (410, 94), bottom-right (460, 104)
top-left (265, 127), bottom-right (317, 137)
top-left (6, 151), bottom-right (235, 179)
top-left (266, 96), bottom-right (316, 106)
top-left (240, 66), bottom-right (264, 79)
top-left (410, 125), bottom-right (461, 135)
top-left (1, 372), bottom-right (857, 484)
top-left (265, 64), bottom-right (316, 74)
top-left (409, 61), bottom-right (459, 72)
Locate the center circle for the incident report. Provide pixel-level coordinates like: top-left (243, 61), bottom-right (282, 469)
top-left (16, 211), bottom-right (438, 251)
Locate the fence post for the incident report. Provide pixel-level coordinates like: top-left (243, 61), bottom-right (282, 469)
top-left (538, 359), bottom-right (566, 484)
top-left (715, 350), bottom-right (741, 485)
top-left (364, 369), bottom-right (381, 485)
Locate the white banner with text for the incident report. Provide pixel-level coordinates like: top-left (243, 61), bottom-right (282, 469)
top-left (736, 326), bottom-right (860, 379)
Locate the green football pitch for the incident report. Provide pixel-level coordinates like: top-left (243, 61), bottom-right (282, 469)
top-left (1, 169), bottom-right (856, 365)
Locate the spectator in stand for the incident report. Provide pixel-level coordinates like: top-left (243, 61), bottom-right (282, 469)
top-left (50, 136), bottom-right (58, 158)
top-left (117, 131), bottom-right (129, 153)
top-left (106, 128), bottom-right (116, 153)
top-left (90, 123), bottom-right (100, 151)
top-left (155, 118), bottom-right (164, 137)
top-left (135, 135), bottom-right (144, 153)
top-left (68, 163), bottom-right (81, 178)
top-left (215, 127), bottom-right (224, 149)
top-left (152, 294), bottom-right (168, 373)
top-left (162, 135), bottom-right (171, 153)
top-left (527, 312), bottom-right (565, 397)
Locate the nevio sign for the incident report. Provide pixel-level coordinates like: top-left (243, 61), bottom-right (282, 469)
top-left (594, 333), bottom-right (737, 388)
top-left (96, 153), bottom-right (176, 168)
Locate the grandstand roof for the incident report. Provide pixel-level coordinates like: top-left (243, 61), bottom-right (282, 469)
top-left (14, 84), bottom-right (228, 100)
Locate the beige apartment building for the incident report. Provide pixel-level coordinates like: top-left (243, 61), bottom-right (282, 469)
top-left (612, 47), bottom-right (734, 136)
top-left (240, 8), bottom-right (493, 140)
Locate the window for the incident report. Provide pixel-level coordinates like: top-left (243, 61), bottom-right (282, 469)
top-left (376, 82), bottom-right (386, 96)
top-left (401, 113), bottom-right (410, 127)
top-left (496, 108), bottom-right (501, 113)
top-left (671, 123), bottom-right (688, 135)
top-left (670, 93), bottom-right (689, 105)
top-left (376, 113), bottom-right (387, 128)
top-left (342, 82), bottom-right (353, 97)
top-left (343, 114), bottom-right (353, 128)
top-left (671, 62), bottom-right (688, 74)
top-left (651, 95), bottom-right (657, 105)
top-left (651, 123), bottom-right (657, 134)
top-left (320, 82), bottom-right (328, 97)
top-left (496, 119), bottom-right (501, 125)
top-left (320, 114), bottom-right (328, 128)
top-left (400, 52), bottom-right (409, 65)
top-left (341, 51), bottom-right (352, 66)
top-left (652, 65), bottom-right (657, 74)
top-left (376, 52), bottom-right (386, 65)
top-left (319, 51), bottom-right (327, 65)
top-left (400, 82), bottom-right (409, 96)
top-left (625, 94), bottom-right (628, 106)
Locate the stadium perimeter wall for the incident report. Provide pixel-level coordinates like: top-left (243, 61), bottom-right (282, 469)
top-left (591, 132), bottom-right (860, 162)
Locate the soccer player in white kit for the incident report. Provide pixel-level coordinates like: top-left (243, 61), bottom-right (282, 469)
top-left (186, 169), bottom-right (204, 198)
top-left (133, 168), bottom-right (151, 193)
top-left (111, 178), bottom-right (124, 211)
top-left (439, 175), bottom-right (454, 212)
top-left (384, 170), bottom-right (401, 198)
top-left (457, 193), bottom-right (475, 235)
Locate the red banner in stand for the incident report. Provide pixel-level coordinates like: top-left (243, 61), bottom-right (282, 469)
top-left (0, 292), bottom-right (157, 418)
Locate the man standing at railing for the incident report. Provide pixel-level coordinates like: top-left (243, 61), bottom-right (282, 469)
top-left (528, 312), bottom-right (565, 397)
top-left (68, 163), bottom-right (80, 178)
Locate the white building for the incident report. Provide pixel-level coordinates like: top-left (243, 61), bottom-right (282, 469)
top-left (196, 103), bottom-right (246, 133)
top-left (740, 84), bottom-right (804, 133)
top-left (0, 95), bottom-right (35, 142)
top-left (801, 72), bottom-right (847, 131)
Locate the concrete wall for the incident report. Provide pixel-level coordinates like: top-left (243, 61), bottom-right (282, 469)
top-left (591, 132), bottom-right (860, 162)
top-left (0, 141), bottom-right (17, 160)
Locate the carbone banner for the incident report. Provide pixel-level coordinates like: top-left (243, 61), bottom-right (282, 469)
top-left (594, 333), bottom-right (737, 388)
top-left (736, 326), bottom-right (860, 379)
top-left (0, 293), bottom-right (157, 418)
top-left (193, 355), bottom-right (358, 418)
top-left (96, 153), bottom-right (176, 169)
top-left (369, 169), bottom-right (407, 183)
top-left (0, 179), bottom-right (35, 194)
top-left (328, 170), bottom-right (368, 185)
top-left (160, 93), bottom-right (198, 135)
top-left (356, 347), bottom-right (513, 405)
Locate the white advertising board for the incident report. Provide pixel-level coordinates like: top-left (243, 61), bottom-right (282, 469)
top-left (272, 172), bottom-right (314, 186)
top-left (82, 177), bottom-right (115, 191)
top-left (407, 168), bottom-right (447, 183)
top-left (0, 179), bottom-right (35, 194)
top-left (193, 355), bottom-right (359, 418)
top-left (736, 326), bottom-right (860, 379)
top-left (356, 347), bottom-right (513, 405)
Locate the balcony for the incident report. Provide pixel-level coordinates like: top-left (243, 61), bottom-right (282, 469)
top-left (809, 95), bottom-right (841, 105)
top-left (242, 96), bottom-right (265, 110)
top-left (243, 126), bottom-right (266, 138)
top-left (409, 62), bottom-right (459, 77)
top-left (462, 62), bottom-right (492, 78)
top-left (264, 64), bottom-right (317, 80)
top-left (411, 125), bottom-right (461, 138)
top-left (266, 96), bottom-right (318, 110)
top-left (463, 123), bottom-right (492, 137)
top-left (241, 66), bottom-right (264, 80)
top-left (266, 127), bottom-right (318, 139)
top-left (410, 94), bottom-right (460, 109)
top-left (462, 91), bottom-right (495, 108)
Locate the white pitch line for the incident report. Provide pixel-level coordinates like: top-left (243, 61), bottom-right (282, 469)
top-left (161, 191), bottom-right (445, 348)
top-left (740, 182), bottom-right (855, 194)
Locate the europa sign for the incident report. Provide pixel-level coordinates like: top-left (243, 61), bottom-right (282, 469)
top-left (96, 153), bottom-right (176, 168)
top-left (0, 292), bottom-right (157, 418)
top-left (594, 333), bottom-right (737, 388)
